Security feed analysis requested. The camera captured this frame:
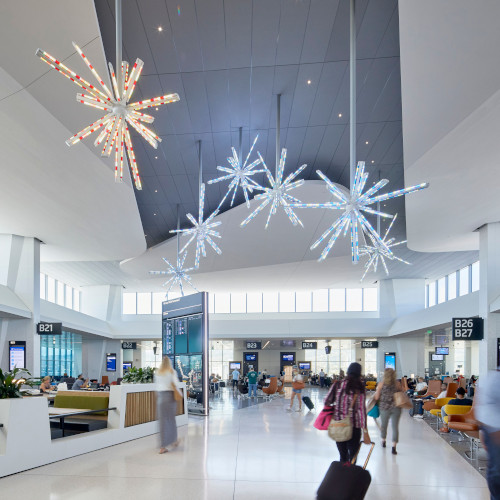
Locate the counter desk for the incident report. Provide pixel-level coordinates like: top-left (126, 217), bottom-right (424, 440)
top-left (0, 382), bottom-right (188, 477)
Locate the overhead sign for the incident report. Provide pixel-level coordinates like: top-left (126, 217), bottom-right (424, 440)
top-left (246, 341), bottom-right (261, 350)
top-left (121, 341), bottom-right (137, 350)
top-left (361, 341), bottom-right (379, 349)
top-left (452, 318), bottom-right (484, 340)
top-left (302, 341), bottom-right (317, 349)
top-left (36, 322), bottom-right (62, 335)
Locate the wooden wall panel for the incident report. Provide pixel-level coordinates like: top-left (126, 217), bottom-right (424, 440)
top-left (124, 390), bottom-right (184, 427)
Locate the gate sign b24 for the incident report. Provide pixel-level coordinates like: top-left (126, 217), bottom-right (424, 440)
top-left (452, 318), bottom-right (484, 340)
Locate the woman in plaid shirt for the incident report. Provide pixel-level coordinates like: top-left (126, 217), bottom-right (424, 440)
top-left (325, 362), bottom-right (371, 464)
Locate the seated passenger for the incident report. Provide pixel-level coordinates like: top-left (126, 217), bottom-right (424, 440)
top-left (415, 377), bottom-right (428, 395)
top-left (413, 383), bottom-right (447, 418)
top-left (39, 376), bottom-right (55, 393)
top-left (440, 387), bottom-right (473, 433)
top-left (72, 374), bottom-right (89, 390)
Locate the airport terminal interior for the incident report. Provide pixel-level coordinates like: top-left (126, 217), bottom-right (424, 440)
top-left (0, 1), bottom-right (499, 499)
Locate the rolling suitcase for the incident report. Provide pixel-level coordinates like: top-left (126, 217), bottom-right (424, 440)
top-left (302, 395), bottom-right (314, 411)
top-left (317, 443), bottom-right (375, 500)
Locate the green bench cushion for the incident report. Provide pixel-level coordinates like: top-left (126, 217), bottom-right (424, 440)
top-left (54, 394), bottom-right (109, 416)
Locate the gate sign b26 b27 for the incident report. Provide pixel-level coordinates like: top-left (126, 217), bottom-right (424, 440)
top-left (452, 318), bottom-right (484, 340)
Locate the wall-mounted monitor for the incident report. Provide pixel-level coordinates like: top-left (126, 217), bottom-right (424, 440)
top-left (245, 353), bottom-right (257, 362)
top-left (281, 340), bottom-right (295, 347)
top-left (384, 352), bottom-right (396, 371)
top-left (123, 362), bottom-right (132, 372)
top-left (9, 341), bottom-right (26, 371)
top-left (281, 353), bottom-right (295, 362)
top-left (435, 347), bottom-right (449, 355)
top-left (229, 361), bottom-right (241, 370)
top-left (432, 354), bottom-right (444, 361)
top-left (298, 362), bottom-right (311, 370)
top-left (106, 353), bottom-right (117, 372)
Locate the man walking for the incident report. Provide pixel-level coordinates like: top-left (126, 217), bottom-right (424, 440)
top-left (319, 369), bottom-right (325, 388)
top-left (476, 367), bottom-right (500, 500)
top-left (247, 366), bottom-right (258, 398)
top-left (231, 366), bottom-right (240, 395)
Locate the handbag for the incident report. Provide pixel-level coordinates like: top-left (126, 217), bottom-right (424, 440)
top-left (171, 382), bottom-right (183, 402)
top-left (328, 394), bottom-right (357, 442)
top-left (394, 391), bottom-right (412, 409)
top-left (314, 406), bottom-right (334, 431)
top-left (366, 395), bottom-right (377, 413)
top-left (367, 403), bottom-right (380, 419)
top-left (292, 381), bottom-right (305, 390)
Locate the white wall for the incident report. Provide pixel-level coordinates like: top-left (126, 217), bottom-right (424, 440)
top-left (377, 336), bottom-right (425, 380)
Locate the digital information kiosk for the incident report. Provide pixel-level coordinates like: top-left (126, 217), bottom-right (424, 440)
top-left (162, 292), bottom-right (209, 416)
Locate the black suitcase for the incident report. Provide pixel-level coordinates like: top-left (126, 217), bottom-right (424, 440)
top-left (302, 395), bottom-right (314, 411)
top-left (317, 443), bottom-right (374, 500)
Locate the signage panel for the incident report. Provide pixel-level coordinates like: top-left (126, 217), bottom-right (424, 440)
top-left (9, 341), bottom-right (26, 370)
top-left (36, 322), bottom-right (62, 335)
top-left (246, 341), bottom-right (261, 350)
top-left (361, 341), bottom-right (379, 349)
top-left (302, 341), bottom-right (317, 349)
top-left (121, 341), bottom-right (137, 350)
top-left (452, 318), bottom-right (484, 340)
top-left (106, 353), bottom-right (116, 372)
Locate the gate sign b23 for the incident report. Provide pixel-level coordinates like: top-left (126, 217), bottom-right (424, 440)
top-left (452, 318), bottom-right (484, 341)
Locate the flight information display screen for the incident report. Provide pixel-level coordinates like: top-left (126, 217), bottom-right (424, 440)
top-left (9, 344), bottom-right (25, 370)
top-left (188, 315), bottom-right (203, 353)
top-left (174, 318), bottom-right (188, 354)
top-left (163, 321), bottom-right (174, 355)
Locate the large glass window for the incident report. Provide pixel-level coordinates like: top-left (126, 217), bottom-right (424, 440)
top-left (56, 282), bottom-right (65, 306)
top-left (329, 289), bottom-right (346, 312)
top-left (437, 277), bottom-right (446, 304)
top-left (459, 267), bottom-right (469, 296)
top-left (471, 261), bottom-right (480, 292)
top-left (209, 340), bottom-right (234, 380)
top-left (47, 276), bottom-right (56, 303)
top-left (262, 292), bottom-right (278, 313)
top-left (142, 341), bottom-right (162, 369)
top-left (123, 292), bottom-right (137, 315)
top-left (312, 289), bottom-right (329, 312)
top-left (73, 290), bottom-right (80, 312)
top-left (152, 292), bottom-right (165, 314)
top-left (296, 291), bottom-right (312, 312)
top-left (65, 285), bottom-right (73, 309)
top-left (214, 293), bottom-right (230, 314)
top-left (346, 289), bottom-right (363, 311)
top-left (447, 272), bottom-right (457, 300)
top-left (246, 293), bottom-right (262, 313)
top-left (428, 282), bottom-right (436, 307)
top-left (363, 288), bottom-right (378, 311)
top-left (40, 330), bottom-right (82, 377)
top-left (137, 292), bottom-right (152, 314)
top-left (230, 293), bottom-right (246, 313)
top-left (279, 292), bottom-right (295, 313)
top-left (364, 348), bottom-right (377, 376)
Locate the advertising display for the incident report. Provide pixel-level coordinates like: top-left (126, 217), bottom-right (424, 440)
top-left (162, 292), bottom-right (209, 416)
top-left (123, 362), bottom-right (132, 372)
top-left (435, 347), bottom-right (449, 355)
top-left (106, 353), bottom-right (117, 372)
top-left (229, 361), bottom-right (241, 370)
top-left (384, 352), bottom-right (396, 370)
top-left (299, 362), bottom-right (311, 370)
top-left (9, 341), bottom-right (26, 370)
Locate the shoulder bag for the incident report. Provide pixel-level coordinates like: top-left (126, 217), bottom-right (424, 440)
top-left (328, 393), bottom-right (358, 442)
top-left (313, 406), bottom-right (334, 431)
top-left (292, 380), bottom-right (305, 390)
top-left (394, 391), bottom-right (412, 409)
top-left (171, 382), bottom-right (183, 402)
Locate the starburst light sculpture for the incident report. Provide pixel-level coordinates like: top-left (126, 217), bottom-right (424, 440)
top-left (149, 252), bottom-right (198, 297)
top-left (291, 161), bottom-right (428, 262)
top-left (240, 149), bottom-right (306, 228)
top-left (359, 214), bottom-right (411, 281)
top-left (36, 42), bottom-right (180, 190)
top-left (169, 183), bottom-right (222, 268)
top-left (208, 135), bottom-right (265, 209)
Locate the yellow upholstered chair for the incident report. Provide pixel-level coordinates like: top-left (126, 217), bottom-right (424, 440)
top-left (442, 404), bottom-right (472, 425)
top-left (429, 397), bottom-right (454, 428)
top-left (423, 382), bottom-right (458, 412)
top-left (365, 381), bottom-right (377, 391)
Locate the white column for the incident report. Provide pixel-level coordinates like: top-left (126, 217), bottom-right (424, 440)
top-left (478, 223), bottom-right (500, 377)
top-left (0, 235), bottom-right (40, 374)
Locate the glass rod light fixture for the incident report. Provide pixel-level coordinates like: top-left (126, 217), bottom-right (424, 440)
top-left (36, 42), bottom-right (179, 190)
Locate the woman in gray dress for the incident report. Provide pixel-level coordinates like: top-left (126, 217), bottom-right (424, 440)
top-left (155, 356), bottom-right (182, 454)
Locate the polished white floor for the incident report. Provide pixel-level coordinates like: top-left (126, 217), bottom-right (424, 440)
top-left (1, 390), bottom-right (489, 499)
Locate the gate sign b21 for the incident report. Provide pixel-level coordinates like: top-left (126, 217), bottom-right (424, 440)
top-left (452, 318), bottom-right (484, 340)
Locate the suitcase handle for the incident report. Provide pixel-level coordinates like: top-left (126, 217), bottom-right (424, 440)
top-left (352, 442), bottom-right (375, 470)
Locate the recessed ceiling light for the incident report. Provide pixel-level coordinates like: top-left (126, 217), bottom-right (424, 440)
top-left (338, 113), bottom-right (342, 118)
top-left (307, 80), bottom-right (311, 85)
top-left (153, 213), bottom-right (157, 216)
top-left (158, 26), bottom-right (163, 32)
top-left (371, 160), bottom-right (374, 164)
top-left (154, 189), bottom-right (158, 193)
top-left (155, 156), bottom-right (158, 159)
top-left (365, 141), bottom-right (369, 145)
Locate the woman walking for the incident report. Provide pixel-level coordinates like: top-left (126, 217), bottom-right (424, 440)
top-left (325, 362), bottom-right (371, 464)
top-left (155, 356), bottom-right (182, 454)
top-left (289, 370), bottom-right (304, 411)
top-left (374, 368), bottom-right (402, 455)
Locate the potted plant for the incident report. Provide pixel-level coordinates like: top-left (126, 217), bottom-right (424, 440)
top-left (122, 366), bottom-right (155, 384)
top-left (0, 367), bottom-right (32, 399)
